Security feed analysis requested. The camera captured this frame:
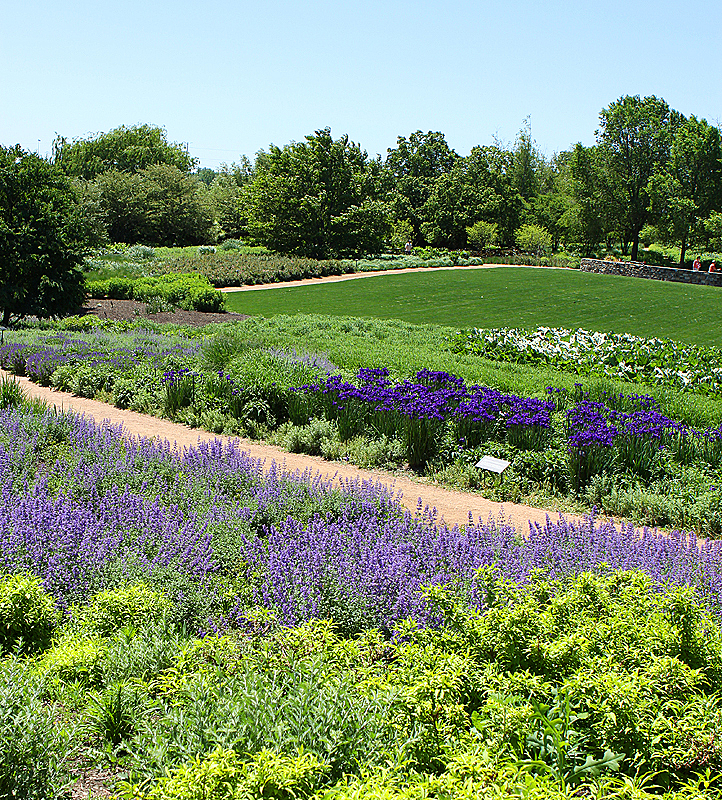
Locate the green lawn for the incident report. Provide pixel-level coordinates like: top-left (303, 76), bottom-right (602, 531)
top-left (223, 267), bottom-right (722, 346)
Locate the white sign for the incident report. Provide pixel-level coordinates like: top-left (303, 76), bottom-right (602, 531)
top-left (475, 455), bottom-right (510, 474)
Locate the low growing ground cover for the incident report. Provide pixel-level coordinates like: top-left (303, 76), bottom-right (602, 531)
top-left (5, 317), bottom-right (722, 533)
top-left (222, 268), bottom-right (722, 347)
top-left (452, 327), bottom-right (722, 396)
top-left (3, 395), bottom-right (722, 799)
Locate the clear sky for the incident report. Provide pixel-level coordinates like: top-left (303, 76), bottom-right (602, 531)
top-left (2, 0), bottom-right (720, 169)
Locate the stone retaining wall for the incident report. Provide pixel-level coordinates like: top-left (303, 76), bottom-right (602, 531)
top-left (580, 258), bottom-right (722, 287)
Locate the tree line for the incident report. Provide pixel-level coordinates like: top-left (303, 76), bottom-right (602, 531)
top-left (44, 96), bottom-right (722, 263)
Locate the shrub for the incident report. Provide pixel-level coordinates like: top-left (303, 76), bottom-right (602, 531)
top-left (40, 634), bottom-right (106, 689)
top-left (280, 418), bottom-right (336, 456)
top-left (128, 244), bottom-right (156, 260)
top-left (129, 747), bottom-right (327, 800)
top-left (0, 658), bottom-right (69, 799)
top-left (86, 274), bottom-right (225, 312)
top-left (78, 583), bottom-right (170, 636)
top-left (466, 220), bottom-right (499, 250)
top-left (0, 572), bottom-right (57, 654)
top-left (515, 224), bottom-right (553, 257)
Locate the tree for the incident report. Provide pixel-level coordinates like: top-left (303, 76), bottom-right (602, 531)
top-left (385, 131), bottom-right (458, 243)
top-left (0, 146), bottom-right (86, 326)
top-left (53, 124), bottom-right (196, 179)
top-left (596, 95), bottom-right (673, 261)
top-left (208, 161), bottom-right (254, 241)
top-left (418, 146), bottom-right (522, 249)
top-left (94, 164), bottom-right (214, 246)
top-left (244, 128), bottom-right (389, 258)
top-left (648, 115), bottom-right (722, 264)
top-left (511, 118), bottom-right (543, 202)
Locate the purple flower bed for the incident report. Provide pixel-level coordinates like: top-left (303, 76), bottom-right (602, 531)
top-left (3, 406), bottom-right (722, 630)
top-left (296, 368), bottom-right (555, 467)
top-left (0, 332), bottom-right (200, 384)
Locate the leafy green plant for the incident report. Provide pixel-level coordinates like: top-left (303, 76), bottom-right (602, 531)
top-left (128, 244), bottom-right (156, 260)
top-left (0, 657), bottom-right (70, 799)
top-left (0, 572), bottom-right (57, 653)
top-left (0, 374), bottom-right (25, 408)
top-left (514, 691), bottom-right (624, 790)
top-left (78, 583), bottom-right (171, 636)
top-left (467, 220), bottom-right (499, 250)
top-left (84, 680), bottom-right (149, 747)
top-left (40, 634), bottom-right (106, 690)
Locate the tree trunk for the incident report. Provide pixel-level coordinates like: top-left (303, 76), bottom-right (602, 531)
top-left (1, 308), bottom-right (9, 328)
top-left (679, 234), bottom-right (687, 267)
top-left (630, 236), bottom-right (639, 262)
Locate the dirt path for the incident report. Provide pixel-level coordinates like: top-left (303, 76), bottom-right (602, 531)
top-left (219, 263), bottom-right (552, 292)
top-left (6, 370), bottom-right (576, 533)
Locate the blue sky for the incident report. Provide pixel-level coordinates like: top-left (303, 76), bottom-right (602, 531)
top-left (2, 0), bottom-right (720, 168)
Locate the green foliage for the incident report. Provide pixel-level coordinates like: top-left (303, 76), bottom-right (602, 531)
top-left (0, 657), bottom-right (70, 799)
top-left (0, 145), bottom-right (87, 326)
top-left (87, 273), bottom-right (224, 312)
top-left (596, 95), bottom-right (673, 261)
top-left (418, 146), bottom-right (523, 249)
top-left (129, 244), bottom-right (157, 260)
top-left (245, 128), bottom-right (390, 258)
top-left (466, 220), bottom-right (499, 249)
top-left (84, 679), bottom-right (150, 747)
top-left (94, 164), bottom-right (214, 246)
top-left (515, 223), bottom-right (553, 256)
top-left (0, 374), bottom-right (25, 408)
top-left (129, 747), bottom-right (328, 800)
top-left (389, 219), bottom-right (414, 252)
top-left (40, 634), bottom-right (106, 688)
top-left (53, 124), bottom-right (196, 179)
top-left (78, 583), bottom-right (171, 636)
top-left (0, 572), bottom-right (57, 653)
top-left (156, 249), bottom-right (350, 287)
top-left (648, 115), bottom-right (722, 265)
top-left (514, 691), bottom-right (623, 789)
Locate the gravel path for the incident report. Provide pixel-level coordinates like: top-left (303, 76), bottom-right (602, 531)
top-left (7, 370), bottom-right (576, 533)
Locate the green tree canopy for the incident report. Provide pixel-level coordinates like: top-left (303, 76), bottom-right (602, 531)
top-left (649, 115), bottom-right (722, 264)
top-left (53, 124), bottom-right (196, 179)
top-left (596, 95), bottom-right (673, 261)
top-left (0, 146), bottom-right (86, 326)
top-left (244, 128), bottom-right (389, 258)
top-left (418, 145), bottom-right (522, 249)
top-left (94, 164), bottom-right (214, 246)
top-left (384, 131), bottom-right (458, 243)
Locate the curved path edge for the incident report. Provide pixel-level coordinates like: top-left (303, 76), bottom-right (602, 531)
top-left (3, 369), bottom-right (577, 533)
top-left (218, 263), bottom-right (557, 292)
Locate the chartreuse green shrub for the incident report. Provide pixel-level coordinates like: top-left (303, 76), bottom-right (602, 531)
top-left (0, 572), bottom-right (57, 653)
top-left (40, 635), bottom-right (106, 690)
top-left (77, 583), bottom-right (171, 635)
top-left (123, 747), bottom-right (327, 800)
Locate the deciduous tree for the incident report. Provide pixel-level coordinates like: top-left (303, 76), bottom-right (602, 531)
top-left (53, 124), bottom-right (195, 179)
top-left (245, 128), bottom-right (389, 258)
top-left (0, 146), bottom-right (86, 326)
top-left (596, 95), bottom-right (673, 261)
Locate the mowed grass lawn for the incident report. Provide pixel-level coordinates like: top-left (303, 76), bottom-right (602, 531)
top-left (224, 266), bottom-right (722, 346)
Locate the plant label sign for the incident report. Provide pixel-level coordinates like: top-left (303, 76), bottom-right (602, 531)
top-left (475, 455), bottom-right (510, 474)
